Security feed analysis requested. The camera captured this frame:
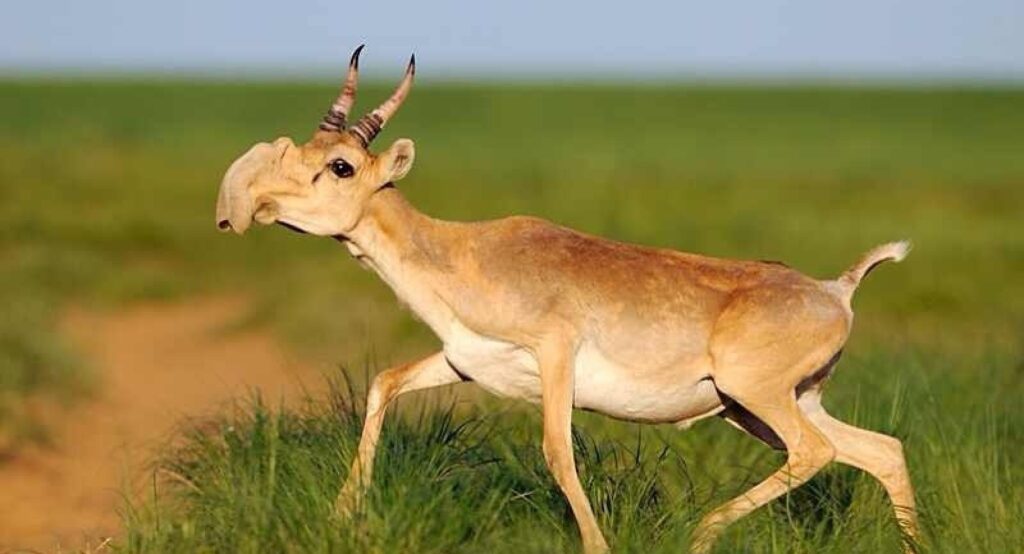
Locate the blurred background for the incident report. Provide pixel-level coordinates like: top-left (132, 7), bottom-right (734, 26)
top-left (1, 1), bottom-right (1021, 552)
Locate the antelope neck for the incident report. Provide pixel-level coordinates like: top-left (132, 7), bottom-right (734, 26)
top-left (342, 187), bottom-right (461, 335)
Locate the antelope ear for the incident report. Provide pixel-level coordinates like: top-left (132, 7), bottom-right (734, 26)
top-left (378, 138), bottom-right (416, 182)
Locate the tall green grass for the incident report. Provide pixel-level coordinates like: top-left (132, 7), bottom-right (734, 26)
top-left (0, 80), bottom-right (1021, 548)
top-left (123, 346), bottom-right (1022, 553)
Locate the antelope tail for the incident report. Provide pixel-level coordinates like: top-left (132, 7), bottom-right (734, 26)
top-left (830, 240), bottom-right (911, 304)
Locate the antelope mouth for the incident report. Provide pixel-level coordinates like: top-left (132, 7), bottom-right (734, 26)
top-left (276, 221), bottom-right (309, 235)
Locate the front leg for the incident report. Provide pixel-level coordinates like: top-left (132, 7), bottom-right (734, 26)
top-left (538, 337), bottom-right (609, 554)
top-left (336, 351), bottom-right (464, 515)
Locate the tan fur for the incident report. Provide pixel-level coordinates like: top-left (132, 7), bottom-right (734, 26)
top-left (215, 59), bottom-right (918, 553)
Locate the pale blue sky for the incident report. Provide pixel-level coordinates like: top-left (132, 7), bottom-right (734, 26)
top-left (2, 0), bottom-right (1022, 80)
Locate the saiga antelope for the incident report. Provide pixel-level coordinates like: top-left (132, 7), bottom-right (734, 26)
top-left (215, 47), bottom-right (919, 553)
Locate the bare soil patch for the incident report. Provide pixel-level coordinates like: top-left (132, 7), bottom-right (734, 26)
top-left (0, 296), bottom-right (325, 552)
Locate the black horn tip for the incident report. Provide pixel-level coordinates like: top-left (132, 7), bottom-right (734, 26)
top-left (408, 54), bottom-right (416, 74)
top-left (350, 44), bottom-right (366, 68)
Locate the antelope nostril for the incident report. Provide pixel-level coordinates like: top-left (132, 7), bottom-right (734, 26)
top-left (217, 219), bottom-right (232, 231)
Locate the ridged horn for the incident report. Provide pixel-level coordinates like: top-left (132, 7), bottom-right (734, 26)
top-left (348, 54), bottom-right (415, 147)
top-left (318, 44), bottom-right (365, 132)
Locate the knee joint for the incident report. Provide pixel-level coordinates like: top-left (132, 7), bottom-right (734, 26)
top-left (876, 436), bottom-right (909, 478)
top-left (793, 435), bottom-right (835, 470)
top-left (366, 373), bottom-right (400, 415)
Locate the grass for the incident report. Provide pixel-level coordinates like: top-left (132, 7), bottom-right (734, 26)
top-left (0, 79), bottom-right (1021, 549)
top-left (122, 349), bottom-right (1023, 553)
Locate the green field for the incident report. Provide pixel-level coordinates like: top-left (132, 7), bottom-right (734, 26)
top-left (1, 80), bottom-right (1022, 551)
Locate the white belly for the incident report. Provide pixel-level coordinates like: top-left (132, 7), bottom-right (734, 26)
top-left (573, 342), bottom-right (721, 423)
top-left (443, 320), bottom-right (541, 402)
top-left (443, 320), bottom-right (723, 424)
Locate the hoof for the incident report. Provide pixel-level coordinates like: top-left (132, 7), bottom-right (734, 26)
top-left (334, 487), bottom-right (363, 519)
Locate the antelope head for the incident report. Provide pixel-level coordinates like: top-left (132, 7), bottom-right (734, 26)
top-left (215, 45), bottom-right (417, 237)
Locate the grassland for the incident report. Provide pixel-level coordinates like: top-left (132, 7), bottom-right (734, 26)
top-left (0, 79), bottom-right (1021, 551)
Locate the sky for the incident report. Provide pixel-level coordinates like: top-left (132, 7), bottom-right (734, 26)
top-left (2, 0), bottom-right (1022, 80)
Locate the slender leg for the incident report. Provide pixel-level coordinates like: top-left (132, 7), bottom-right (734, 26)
top-left (800, 392), bottom-right (919, 551)
top-left (336, 351), bottom-right (464, 515)
top-left (538, 339), bottom-right (609, 554)
top-left (691, 390), bottom-right (835, 554)
top-left (693, 284), bottom-right (850, 552)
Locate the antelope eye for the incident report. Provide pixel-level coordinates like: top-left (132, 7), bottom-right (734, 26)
top-left (329, 158), bottom-right (355, 178)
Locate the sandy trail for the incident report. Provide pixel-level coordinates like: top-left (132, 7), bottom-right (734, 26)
top-left (0, 296), bottom-right (325, 552)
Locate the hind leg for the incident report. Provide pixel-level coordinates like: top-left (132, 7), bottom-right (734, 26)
top-left (693, 284), bottom-right (849, 552)
top-left (800, 391), bottom-right (919, 551)
top-left (691, 384), bottom-right (835, 553)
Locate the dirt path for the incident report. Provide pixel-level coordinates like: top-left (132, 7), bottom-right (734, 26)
top-left (0, 296), bottom-right (326, 553)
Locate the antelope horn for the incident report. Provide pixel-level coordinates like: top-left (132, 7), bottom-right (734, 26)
top-left (319, 44), bottom-right (365, 132)
top-left (348, 54), bottom-right (415, 147)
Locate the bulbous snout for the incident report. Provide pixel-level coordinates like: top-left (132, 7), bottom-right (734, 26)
top-left (215, 176), bottom-right (255, 234)
top-left (215, 141), bottom-right (284, 234)
top-left (215, 190), bottom-right (252, 234)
